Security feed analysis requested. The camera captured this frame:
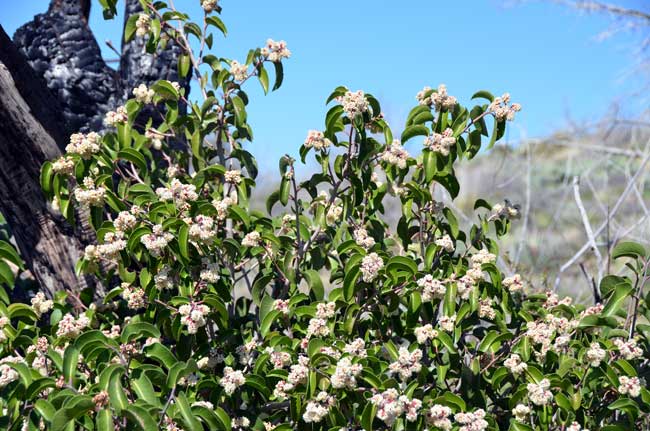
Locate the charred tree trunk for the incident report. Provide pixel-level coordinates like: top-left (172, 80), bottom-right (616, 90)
top-left (0, 0), bottom-right (189, 298)
top-left (0, 25), bottom-right (94, 299)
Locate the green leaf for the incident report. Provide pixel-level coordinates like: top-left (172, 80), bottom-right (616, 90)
top-left (51, 395), bottom-right (94, 431)
top-left (612, 241), bottom-right (647, 260)
top-left (121, 322), bottom-right (161, 343)
top-left (176, 391), bottom-right (202, 431)
top-left (178, 222), bottom-right (190, 261)
top-left (145, 342), bottom-right (177, 369)
top-left (96, 409), bottom-right (113, 431)
top-left (304, 269), bottom-right (324, 301)
top-left (272, 61), bottom-right (284, 91)
top-left (279, 177), bottom-right (290, 206)
top-left (471, 90), bottom-right (495, 102)
top-left (361, 402), bottom-right (376, 431)
top-left (132, 373), bottom-right (160, 407)
top-left (400, 125), bottom-right (429, 144)
top-left (602, 280), bottom-right (634, 317)
top-left (206, 15), bottom-right (228, 35)
top-left (125, 405), bottom-right (158, 430)
top-left (63, 345), bottom-right (79, 384)
top-left (258, 66), bottom-right (269, 94)
top-left (108, 371), bottom-right (129, 413)
top-left (178, 54), bottom-right (191, 79)
top-left (124, 14), bottom-right (138, 42)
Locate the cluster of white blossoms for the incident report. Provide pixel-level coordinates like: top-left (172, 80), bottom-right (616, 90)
top-left (220, 366), bottom-right (246, 395)
top-left (236, 337), bottom-right (259, 365)
top-left (381, 140), bottom-right (410, 169)
top-left (179, 302), bottom-right (210, 334)
top-left (155, 179), bottom-right (199, 204)
top-left (188, 215), bottom-right (217, 244)
top-left (371, 389), bottom-right (421, 426)
top-left (455, 409), bottom-right (488, 431)
top-left (478, 298), bottom-right (496, 320)
top-left (331, 357), bottom-right (362, 389)
top-left (0, 317), bottom-right (9, 343)
top-left (273, 299), bottom-right (289, 315)
top-left (30, 292), bottom-right (53, 317)
top-left (212, 192), bottom-right (236, 220)
top-left (512, 403), bottom-right (530, 422)
top-left (135, 13), bottom-right (151, 37)
top-left (268, 350), bottom-right (292, 369)
top-left (145, 128), bottom-right (165, 150)
top-left (504, 353), bottom-right (528, 376)
top-left (242, 231), bottom-right (261, 247)
top-left (51, 156), bottom-right (75, 175)
top-left (585, 342), bottom-right (607, 367)
top-left (83, 231), bottom-right (126, 265)
top-left (104, 105), bottom-right (128, 127)
top-left (353, 227), bottom-right (375, 249)
top-left (488, 201), bottom-right (521, 221)
top-left (141, 224), bottom-right (174, 257)
top-left (613, 338), bottom-right (643, 360)
top-left (424, 128), bottom-right (456, 156)
top-left (315, 302), bottom-right (337, 319)
top-left (132, 84), bottom-right (155, 104)
top-left (360, 252), bottom-right (384, 283)
top-left (343, 338), bottom-right (367, 358)
top-left (435, 234), bottom-right (455, 252)
top-left (336, 90), bottom-right (369, 118)
top-left (618, 375), bottom-right (642, 397)
top-left (114, 210), bottom-right (137, 233)
top-left (414, 324), bottom-right (438, 344)
top-left (417, 84), bottom-right (458, 112)
top-left (305, 317), bottom-right (329, 339)
top-left (326, 203), bottom-right (343, 226)
top-left (224, 169), bottom-right (242, 184)
top-left (302, 391), bottom-right (335, 423)
top-left (489, 93), bottom-right (522, 122)
top-left (544, 291), bottom-right (573, 308)
top-left (74, 177), bottom-right (106, 207)
top-left (567, 422), bottom-right (590, 431)
top-left (229, 60), bottom-right (248, 81)
top-left (120, 283), bottom-right (146, 310)
top-left (201, 0), bottom-right (218, 13)
top-left (66, 132), bottom-right (102, 159)
top-left (527, 378), bottom-right (553, 405)
top-left (388, 347), bottom-right (423, 381)
top-left (418, 274), bottom-right (446, 301)
top-left (199, 260), bottom-right (220, 283)
top-left (502, 274), bottom-right (523, 293)
top-left (56, 313), bottom-right (90, 338)
top-left (439, 314), bottom-right (456, 332)
top-left (231, 417), bottom-right (250, 430)
top-left (0, 356), bottom-right (23, 388)
top-left (303, 130), bottom-right (332, 150)
top-left (154, 266), bottom-right (174, 290)
top-left (273, 356), bottom-right (309, 399)
top-left (261, 39), bottom-right (291, 62)
top-left (425, 404), bottom-right (452, 430)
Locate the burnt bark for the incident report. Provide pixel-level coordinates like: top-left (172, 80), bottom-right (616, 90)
top-left (0, 25), bottom-right (95, 299)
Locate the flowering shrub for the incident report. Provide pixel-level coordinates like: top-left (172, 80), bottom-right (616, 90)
top-left (0, 1), bottom-right (649, 430)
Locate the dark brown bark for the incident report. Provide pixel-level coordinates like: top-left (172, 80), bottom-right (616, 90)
top-left (0, 25), bottom-right (95, 299)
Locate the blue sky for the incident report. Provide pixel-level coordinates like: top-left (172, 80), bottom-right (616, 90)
top-left (2, 1), bottom-right (648, 171)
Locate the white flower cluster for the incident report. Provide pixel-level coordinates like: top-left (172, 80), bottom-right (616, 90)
top-left (0, 316), bottom-right (9, 343)
top-left (242, 231), bottom-right (261, 247)
top-left (104, 106), bottom-right (128, 127)
top-left (201, 0), bottom-right (218, 13)
top-left (74, 177), bottom-right (106, 207)
top-left (52, 156), bottom-right (75, 175)
top-left (502, 274), bottom-right (523, 293)
top-left (488, 93), bottom-right (521, 122)
top-left (343, 338), bottom-right (367, 358)
top-left (336, 90), bottom-right (369, 118)
top-left (455, 409), bottom-right (488, 431)
top-left (435, 234), bottom-right (455, 252)
top-left (274, 356), bottom-right (310, 399)
top-left (360, 252), bottom-right (383, 283)
top-left (236, 337), bottom-right (259, 365)
top-left (439, 314), bottom-right (456, 332)
top-left (225, 170), bottom-right (242, 184)
top-left (273, 299), bottom-right (289, 315)
top-left (316, 302), bottom-right (337, 319)
top-left (504, 353), bottom-right (527, 376)
top-left (0, 356), bottom-right (23, 388)
top-left (200, 260), bottom-right (220, 283)
top-left (478, 298), bottom-right (496, 320)
top-left (132, 84), bottom-right (155, 104)
top-left (585, 342), bottom-right (606, 367)
top-left (261, 39), bottom-right (291, 62)
top-left (414, 324), bottom-right (438, 344)
top-left (567, 423), bottom-right (590, 431)
top-left (512, 404), bottom-right (530, 421)
top-left (56, 313), bottom-right (90, 338)
top-left (156, 179), bottom-right (198, 204)
top-left (220, 366), bottom-right (246, 395)
top-left (388, 347), bottom-right (422, 381)
top-left (141, 225), bottom-right (174, 257)
top-left (145, 128), bottom-right (165, 150)
top-left (425, 404), bottom-right (452, 430)
top-left (488, 201), bottom-right (521, 221)
top-left (212, 193), bottom-right (236, 220)
top-left (232, 417), bottom-right (250, 430)
top-left (269, 350), bottom-right (291, 369)
top-left (418, 274), bottom-right (446, 301)
top-left (120, 283), bottom-right (146, 310)
top-left (424, 128), bottom-right (456, 156)
top-left (230, 60), bottom-right (248, 81)
top-left (179, 302), bottom-right (210, 334)
top-left (302, 391), bottom-right (335, 423)
top-left (417, 84), bottom-right (457, 111)
top-left (370, 389), bottom-right (421, 426)
top-left (613, 338), bottom-right (643, 360)
top-left (66, 132), bottom-right (101, 159)
top-left (135, 13), bottom-right (151, 37)
top-left (303, 130), bottom-right (332, 150)
top-left (353, 227), bottom-right (375, 249)
top-left (306, 318), bottom-right (330, 338)
top-left (188, 215), bottom-right (217, 244)
top-left (154, 266), bottom-right (174, 290)
top-left (381, 140), bottom-right (410, 169)
top-left (30, 293), bottom-right (53, 317)
top-left (331, 357), bottom-right (362, 389)
top-left (618, 375), bottom-right (641, 397)
top-left (544, 291), bottom-right (573, 308)
top-left (326, 203), bottom-right (343, 225)
top-left (527, 378), bottom-right (553, 405)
